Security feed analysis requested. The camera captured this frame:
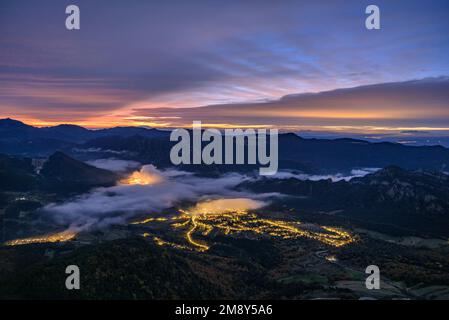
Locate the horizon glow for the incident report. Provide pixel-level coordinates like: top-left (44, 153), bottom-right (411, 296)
top-left (1, 1), bottom-right (449, 133)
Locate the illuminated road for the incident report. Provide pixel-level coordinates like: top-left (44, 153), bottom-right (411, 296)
top-left (131, 205), bottom-right (356, 251)
top-left (5, 200), bottom-right (356, 251)
top-left (4, 230), bottom-right (77, 246)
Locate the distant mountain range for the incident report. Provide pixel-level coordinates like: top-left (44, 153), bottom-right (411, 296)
top-left (0, 118), bottom-right (169, 141)
top-left (83, 131), bottom-right (449, 174)
top-left (1, 118), bottom-right (449, 174)
top-left (0, 118), bottom-right (169, 156)
top-left (277, 133), bottom-right (449, 173)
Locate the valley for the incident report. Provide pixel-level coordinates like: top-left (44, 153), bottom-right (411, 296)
top-left (1, 120), bottom-right (449, 300)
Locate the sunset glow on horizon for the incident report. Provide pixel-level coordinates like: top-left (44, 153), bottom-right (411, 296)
top-left (1, 1), bottom-right (448, 134)
top-left (6, 115), bottom-right (449, 135)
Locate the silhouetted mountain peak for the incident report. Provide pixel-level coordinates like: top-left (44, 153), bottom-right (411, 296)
top-left (0, 118), bottom-right (30, 129)
top-left (280, 132), bottom-right (303, 141)
top-left (41, 152), bottom-right (118, 190)
top-left (49, 124), bottom-right (89, 131)
top-left (333, 137), bottom-right (370, 144)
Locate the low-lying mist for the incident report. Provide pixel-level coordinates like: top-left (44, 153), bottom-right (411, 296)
top-left (42, 161), bottom-right (380, 233)
top-left (43, 164), bottom-right (274, 231)
top-left (270, 168), bottom-right (380, 182)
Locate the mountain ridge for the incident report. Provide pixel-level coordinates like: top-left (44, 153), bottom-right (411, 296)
top-left (0, 118), bottom-right (169, 142)
top-left (2, 118), bottom-right (449, 174)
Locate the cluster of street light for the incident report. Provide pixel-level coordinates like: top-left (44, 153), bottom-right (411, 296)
top-left (4, 230), bottom-right (77, 246)
top-left (132, 205), bottom-right (356, 252)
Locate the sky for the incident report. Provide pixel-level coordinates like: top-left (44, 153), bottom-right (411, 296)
top-left (0, 0), bottom-right (448, 132)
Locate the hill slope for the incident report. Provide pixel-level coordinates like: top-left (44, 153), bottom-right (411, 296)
top-left (40, 152), bottom-right (118, 192)
top-left (240, 166), bottom-right (449, 236)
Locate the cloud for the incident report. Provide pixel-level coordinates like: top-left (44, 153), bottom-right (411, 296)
top-left (270, 168), bottom-right (380, 182)
top-left (42, 163), bottom-right (377, 231)
top-left (43, 165), bottom-right (272, 230)
top-left (133, 77), bottom-right (449, 130)
top-left (1, 1), bottom-right (448, 127)
top-left (86, 158), bottom-right (141, 173)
